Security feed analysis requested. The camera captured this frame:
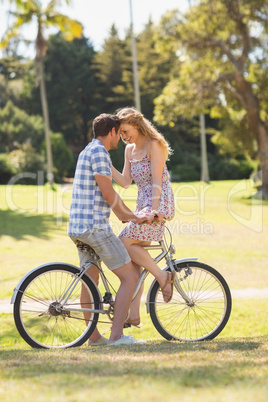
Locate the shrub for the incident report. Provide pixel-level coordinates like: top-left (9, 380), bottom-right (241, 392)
top-left (42, 132), bottom-right (74, 182)
top-left (170, 164), bottom-right (199, 182)
top-left (0, 100), bottom-right (44, 152)
top-left (0, 153), bottom-right (15, 183)
top-left (8, 142), bottom-right (45, 184)
top-left (169, 153), bottom-right (200, 182)
top-left (169, 154), bottom-right (256, 182)
top-left (209, 156), bottom-right (256, 180)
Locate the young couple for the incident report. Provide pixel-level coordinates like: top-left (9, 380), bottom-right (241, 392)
top-left (68, 108), bottom-right (175, 346)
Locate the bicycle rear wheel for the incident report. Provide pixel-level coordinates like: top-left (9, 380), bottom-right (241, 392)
top-left (149, 261), bottom-right (231, 341)
top-left (13, 264), bottom-right (101, 349)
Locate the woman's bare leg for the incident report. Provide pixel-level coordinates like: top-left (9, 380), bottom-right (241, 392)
top-left (120, 236), bottom-right (173, 301)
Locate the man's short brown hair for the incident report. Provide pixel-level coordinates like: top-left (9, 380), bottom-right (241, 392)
top-left (93, 114), bottom-right (120, 138)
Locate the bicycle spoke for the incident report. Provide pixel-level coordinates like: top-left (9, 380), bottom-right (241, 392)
top-left (14, 267), bottom-right (100, 348)
top-left (149, 262), bottom-right (231, 341)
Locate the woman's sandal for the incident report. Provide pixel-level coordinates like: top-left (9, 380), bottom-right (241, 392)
top-left (124, 318), bottom-right (142, 328)
top-left (161, 271), bottom-right (176, 303)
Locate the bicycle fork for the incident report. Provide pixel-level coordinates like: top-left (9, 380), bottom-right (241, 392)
top-left (165, 258), bottom-right (193, 306)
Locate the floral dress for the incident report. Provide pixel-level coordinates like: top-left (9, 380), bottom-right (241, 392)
top-left (119, 155), bottom-right (175, 241)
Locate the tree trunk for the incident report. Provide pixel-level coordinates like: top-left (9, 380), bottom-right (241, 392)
top-left (38, 57), bottom-right (54, 187)
top-left (234, 72), bottom-right (268, 197)
top-left (257, 124), bottom-right (268, 198)
top-left (200, 113), bottom-right (210, 183)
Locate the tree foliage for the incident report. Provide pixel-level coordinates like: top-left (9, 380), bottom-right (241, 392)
top-left (0, 100), bottom-right (44, 152)
top-left (22, 33), bottom-right (99, 149)
top-left (136, 19), bottom-right (180, 120)
top-left (0, 1), bottom-right (266, 185)
top-left (42, 132), bottom-right (74, 180)
top-left (94, 25), bottom-right (134, 114)
top-left (1, 0), bottom-right (83, 186)
top-left (9, 142), bottom-right (45, 183)
top-left (154, 0), bottom-right (268, 195)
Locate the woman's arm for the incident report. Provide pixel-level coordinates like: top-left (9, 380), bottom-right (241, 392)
top-left (150, 141), bottom-right (166, 219)
top-left (95, 174), bottom-right (153, 223)
top-left (112, 145), bottom-right (133, 189)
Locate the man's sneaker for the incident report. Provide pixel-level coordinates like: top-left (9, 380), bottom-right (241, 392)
top-left (88, 335), bottom-right (109, 347)
top-left (109, 334), bottom-right (147, 346)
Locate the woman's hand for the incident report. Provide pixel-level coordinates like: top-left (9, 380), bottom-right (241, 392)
top-left (151, 210), bottom-right (165, 223)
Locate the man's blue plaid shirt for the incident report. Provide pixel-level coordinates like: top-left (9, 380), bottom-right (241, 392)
top-left (68, 139), bottom-right (113, 237)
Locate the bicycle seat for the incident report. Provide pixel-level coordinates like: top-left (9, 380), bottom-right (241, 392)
top-left (75, 240), bottom-right (98, 257)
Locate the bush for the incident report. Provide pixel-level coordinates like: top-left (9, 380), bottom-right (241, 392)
top-left (0, 100), bottom-right (44, 152)
top-left (169, 154), bottom-right (256, 182)
top-left (170, 164), bottom-right (199, 182)
top-left (42, 132), bottom-right (74, 182)
top-left (169, 153), bottom-right (200, 182)
top-left (0, 153), bottom-right (15, 183)
top-left (8, 142), bottom-right (45, 184)
top-left (0, 133), bottom-right (74, 184)
top-left (238, 159), bottom-right (257, 178)
top-left (209, 156), bottom-right (256, 180)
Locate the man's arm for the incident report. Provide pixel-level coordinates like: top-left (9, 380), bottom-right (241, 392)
top-left (95, 174), bottom-right (153, 223)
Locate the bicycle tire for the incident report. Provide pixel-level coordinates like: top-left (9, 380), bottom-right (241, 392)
top-left (148, 261), bottom-right (232, 341)
top-left (13, 264), bottom-right (101, 349)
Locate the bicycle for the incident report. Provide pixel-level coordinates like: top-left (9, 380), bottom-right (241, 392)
top-left (11, 227), bottom-right (232, 349)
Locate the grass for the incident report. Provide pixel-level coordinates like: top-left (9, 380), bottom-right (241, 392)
top-left (1, 302), bottom-right (268, 402)
top-left (0, 180), bottom-right (268, 401)
top-left (0, 336), bottom-right (267, 402)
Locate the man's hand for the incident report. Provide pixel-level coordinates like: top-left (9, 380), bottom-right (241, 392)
top-left (131, 212), bottom-right (155, 224)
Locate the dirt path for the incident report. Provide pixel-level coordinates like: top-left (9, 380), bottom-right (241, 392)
top-left (1, 288), bottom-right (268, 314)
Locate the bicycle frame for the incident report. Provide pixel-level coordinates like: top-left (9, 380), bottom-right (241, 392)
top-left (11, 240), bottom-right (198, 317)
top-left (60, 240), bottom-right (197, 315)
top-left (11, 231), bottom-right (232, 346)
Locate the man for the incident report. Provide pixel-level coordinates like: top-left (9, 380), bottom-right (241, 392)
top-left (68, 113), bottom-right (153, 346)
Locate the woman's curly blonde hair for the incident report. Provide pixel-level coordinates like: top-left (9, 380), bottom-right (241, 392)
top-left (116, 107), bottom-right (173, 160)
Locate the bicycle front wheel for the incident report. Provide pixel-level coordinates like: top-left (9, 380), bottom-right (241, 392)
top-left (149, 261), bottom-right (232, 341)
top-left (13, 264), bottom-right (101, 349)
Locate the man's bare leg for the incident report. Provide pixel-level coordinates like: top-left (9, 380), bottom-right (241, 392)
top-left (127, 262), bottom-right (143, 326)
top-left (109, 261), bottom-right (139, 341)
top-left (80, 264), bottom-right (102, 341)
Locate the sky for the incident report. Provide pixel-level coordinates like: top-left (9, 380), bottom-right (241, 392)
top-left (0, 0), bottom-right (190, 55)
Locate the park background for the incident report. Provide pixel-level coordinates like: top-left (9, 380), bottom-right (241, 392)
top-left (0, 1), bottom-right (268, 401)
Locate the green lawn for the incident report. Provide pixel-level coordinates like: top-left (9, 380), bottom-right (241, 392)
top-left (0, 180), bottom-right (267, 299)
top-left (0, 181), bottom-right (267, 401)
top-left (0, 334), bottom-right (267, 402)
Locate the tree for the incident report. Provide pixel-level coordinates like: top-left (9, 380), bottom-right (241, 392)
top-left (136, 19), bottom-right (180, 120)
top-left (154, 1), bottom-right (268, 196)
top-left (93, 25), bottom-right (134, 171)
top-left (1, 0), bottom-right (82, 186)
top-left (95, 24), bottom-right (134, 114)
top-left (22, 33), bottom-right (99, 150)
top-left (0, 54), bottom-right (32, 109)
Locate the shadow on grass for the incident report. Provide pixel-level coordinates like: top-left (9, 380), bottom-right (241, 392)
top-left (1, 338), bottom-right (263, 353)
top-left (1, 311), bottom-right (267, 389)
top-left (0, 312), bottom-right (265, 354)
top-left (0, 209), bottom-right (68, 240)
top-left (0, 337), bottom-right (267, 389)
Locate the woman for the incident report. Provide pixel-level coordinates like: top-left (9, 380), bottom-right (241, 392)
top-left (112, 107), bottom-right (175, 327)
